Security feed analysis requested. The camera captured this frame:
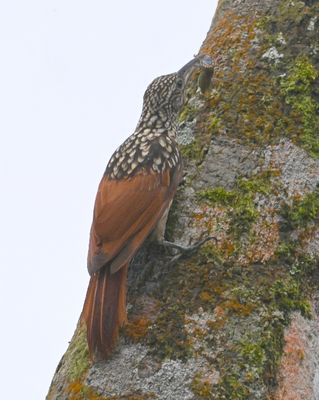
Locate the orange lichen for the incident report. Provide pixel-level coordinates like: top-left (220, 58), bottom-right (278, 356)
top-left (220, 300), bottom-right (255, 317)
top-left (125, 317), bottom-right (151, 341)
top-left (67, 382), bottom-right (155, 400)
top-left (200, 291), bottom-right (214, 302)
top-left (207, 318), bottom-right (226, 330)
top-left (68, 382), bottom-right (83, 394)
top-left (67, 382), bottom-right (105, 400)
top-left (201, 11), bottom-right (256, 65)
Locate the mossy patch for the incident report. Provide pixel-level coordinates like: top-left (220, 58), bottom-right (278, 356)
top-left (180, 138), bottom-right (206, 162)
top-left (269, 279), bottom-right (312, 318)
top-left (67, 323), bottom-right (90, 382)
top-left (198, 187), bottom-right (237, 206)
top-left (280, 56), bottom-right (319, 157)
top-left (178, 104), bottom-right (197, 124)
top-left (198, 185), bottom-right (257, 238)
top-left (280, 188), bottom-right (319, 230)
top-left (197, 171), bottom-right (276, 239)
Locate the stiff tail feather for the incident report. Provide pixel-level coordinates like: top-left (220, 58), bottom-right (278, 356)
top-left (81, 263), bottom-right (128, 360)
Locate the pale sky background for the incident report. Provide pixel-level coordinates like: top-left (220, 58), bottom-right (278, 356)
top-left (0, 1), bottom-right (218, 398)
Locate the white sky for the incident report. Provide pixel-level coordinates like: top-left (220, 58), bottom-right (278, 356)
top-left (0, 1), bottom-right (217, 398)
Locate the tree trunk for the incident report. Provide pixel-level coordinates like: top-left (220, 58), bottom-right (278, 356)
top-left (47, 0), bottom-right (319, 399)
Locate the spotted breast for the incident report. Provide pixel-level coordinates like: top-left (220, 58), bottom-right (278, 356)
top-left (105, 128), bottom-right (181, 180)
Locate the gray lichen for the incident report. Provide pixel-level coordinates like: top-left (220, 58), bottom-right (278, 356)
top-left (86, 344), bottom-right (210, 400)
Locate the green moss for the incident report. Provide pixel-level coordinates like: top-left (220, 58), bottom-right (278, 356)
top-left (281, 56), bottom-right (318, 94)
top-left (269, 279), bottom-right (312, 319)
top-left (280, 56), bottom-right (319, 157)
top-left (275, 230), bottom-right (318, 280)
top-left (278, 0), bottom-right (309, 22)
top-left (178, 104), bottom-right (197, 124)
top-left (238, 341), bottom-right (266, 378)
top-left (208, 115), bottom-right (221, 132)
top-left (180, 139), bottom-right (204, 162)
top-left (292, 254), bottom-right (318, 278)
top-left (68, 323), bottom-right (90, 382)
top-left (209, 70), bottom-right (285, 144)
top-left (199, 186), bottom-right (258, 238)
top-left (275, 241), bottom-right (297, 262)
top-left (197, 172), bottom-right (277, 238)
top-left (197, 187), bottom-right (237, 206)
top-left (198, 171), bottom-right (279, 242)
top-left (237, 171), bottom-right (275, 196)
top-left (281, 188), bottom-right (319, 230)
top-left (231, 201), bottom-right (259, 238)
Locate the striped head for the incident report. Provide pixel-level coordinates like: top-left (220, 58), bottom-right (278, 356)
top-left (138, 54), bottom-right (213, 129)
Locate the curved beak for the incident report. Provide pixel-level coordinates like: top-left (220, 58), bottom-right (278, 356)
top-left (178, 54), bottom-right (213, 83)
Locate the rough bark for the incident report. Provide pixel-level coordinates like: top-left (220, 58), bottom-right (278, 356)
top-left (47, 0), bottom-right (319, 399)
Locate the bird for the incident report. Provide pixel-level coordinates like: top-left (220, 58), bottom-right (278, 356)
top-left (81, 54), bottom-right (213, 361)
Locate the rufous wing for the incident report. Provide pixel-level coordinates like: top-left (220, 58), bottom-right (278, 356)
top-left (87, 166), bottom-right (181, 275)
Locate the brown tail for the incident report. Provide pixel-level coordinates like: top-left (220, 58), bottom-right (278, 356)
top-left (81, 263), bottom-right (128, 360)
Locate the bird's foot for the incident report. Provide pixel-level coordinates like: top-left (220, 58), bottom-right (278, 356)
top-left (161, 236), bottom-right (217, 266)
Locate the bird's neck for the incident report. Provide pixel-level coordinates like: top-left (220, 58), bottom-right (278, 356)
top-left (135, 108), bottom-right (177, 138)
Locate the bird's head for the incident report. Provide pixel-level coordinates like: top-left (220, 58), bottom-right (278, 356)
top-left (139, 54), bottom-right (213, 129)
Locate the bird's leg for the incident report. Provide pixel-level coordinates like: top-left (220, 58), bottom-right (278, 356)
top-left (152, 204), bottom-right (217, 263)
top-left (160, 236), bottom-right (217, 255)
top-left (161, 236), bottom-right (216, 253)
top-left (160, 236), bottom-right (217, 267)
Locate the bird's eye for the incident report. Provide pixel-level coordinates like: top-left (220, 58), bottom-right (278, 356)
top-left (176, 78), bottom-right (183, 89)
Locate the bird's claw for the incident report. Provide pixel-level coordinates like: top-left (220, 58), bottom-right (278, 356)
top-left (161, 236), bottom-right (217, 267)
